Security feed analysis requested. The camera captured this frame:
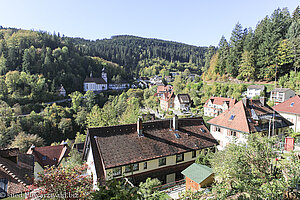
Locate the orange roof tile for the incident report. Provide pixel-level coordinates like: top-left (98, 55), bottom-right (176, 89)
top-left (208, 99), bottom-right (292, 133)
top-left (204, 97), bottom-right (236, 108)
top-left (273, 95), bottom-right (300, 115)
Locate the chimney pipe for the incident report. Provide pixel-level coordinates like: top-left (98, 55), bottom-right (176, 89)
top-left (173, 115), bottom-right (178, 130)
top-left (242, 97), bottom-right (248, 107)
top-left (137, 118), bottom-right (143, 137)
top-left (260, 97), bottom-right (266, 106)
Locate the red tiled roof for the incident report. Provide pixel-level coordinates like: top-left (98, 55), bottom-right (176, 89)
top-left (208, 99), bottom-right (292, 133)
top-left (85, 117), bottom-right (218, 169)
top-left (208, 101), bottom-right (250, 133)
top-left (27, 145), bottom-right (70, 168)
top-left (204, 97), bottom-right (236, 108)
top-left (84, 77), bottom-right (107, 84)
top-left (157, 85), bottom-right (173, 94)
top-left (273, 95), bottom-right (300, 115)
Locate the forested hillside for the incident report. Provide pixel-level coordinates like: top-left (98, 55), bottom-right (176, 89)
top-left (72, 35), bottom-right (207, 76)
top-left (203, 7), bottom-right (300, 82)
top-left (0, 28), bottom-right (128, 96)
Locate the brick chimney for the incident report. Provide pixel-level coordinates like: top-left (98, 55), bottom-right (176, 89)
top-left (242, 97), bottom-right (248, 107)
top-left (260, 97), bottom-right (266, 106)
top-left (173, 115), bottom-right (178, 130)
top-left (137, 118), bottom-right (143, 137)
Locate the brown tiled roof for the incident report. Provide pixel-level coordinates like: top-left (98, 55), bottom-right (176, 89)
top-left (85, 117), bottom-right (218, 169)
top-left (204, 97), bottom-right (236, 108)
top-left (84, 77), bottom-right (107, 84)
top-left (0, 149), bottom-right (33, 186)
top-left (0, 148), bottom-right (19, 158)
top-left (27, 145), bottom-right (70, 168)
top-left (271, 88), bottom-right (293, 93)
top-left (247, 85), bottom-right (265, 90)
top-left (177, 94), bottom-right (191, 104)
top-left (208, 99), bottom-right (293, 133)
top-left (273, 95), bottom-right (300, 115)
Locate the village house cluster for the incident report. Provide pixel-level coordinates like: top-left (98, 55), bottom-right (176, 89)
top-left (0, 81), bottom-right (299, 197)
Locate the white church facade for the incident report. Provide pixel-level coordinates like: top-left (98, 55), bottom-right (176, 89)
top-left (84, 68), bottom-right (130, 92)
top-left (83, 68), bottom-right (108, 92)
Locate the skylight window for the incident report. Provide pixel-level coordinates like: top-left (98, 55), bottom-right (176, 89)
top-left (229, 115), bottom-right (235, 121)
top-left (174, 133), bottom-right (181, 138)
top-left (290, 102), bottom-right (294, 107)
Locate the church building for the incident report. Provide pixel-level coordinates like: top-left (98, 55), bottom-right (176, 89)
top-left (83, 68), bottom-right (108, 92)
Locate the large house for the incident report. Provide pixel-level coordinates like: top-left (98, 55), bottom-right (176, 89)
top-left (174, 94), bottom-right (191, 112)
top-left (208, 97), bottom-right (292, 150)
top-left (82, 116), bottom-right (218, 188)
top-left (273, 95), bottom-right (300, 133)
top-left (159, 91), bottom-right (175, 111)
top-left (246, 85), bottom-right (265, 99)
top-left (27, 144), bottom-right (70, 178)
top-left (270, 88), bottom-right (295, 105)
top-left (84, 69), bottom-right (108, 92)
top-left (204, 97), bottom-right (237, 117)
top-left (0, 148), bottom-right (34, 197)
top-left (155, 85), bottom-right (173, 98)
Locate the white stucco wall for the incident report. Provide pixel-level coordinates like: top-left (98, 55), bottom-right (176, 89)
top-left (84, 83), bottom-right (107, 92)
top-left (34, 162), bottom-right (44, 179)
top-left (278, 112), bottom-right (300, 133)
top-left (247, 88), bottom-right (263, 98)
top-left (86, 143), bottom-right (98, 189)
top-left (210, 125), bottom-right (248, 150)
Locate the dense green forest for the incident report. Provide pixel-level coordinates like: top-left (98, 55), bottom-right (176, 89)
top-left (72, 35), bottom-right (207, 77)
top-left (0, 28), bottom-right (128, 96)
top-left (203, 7), bottom-right (300, 82)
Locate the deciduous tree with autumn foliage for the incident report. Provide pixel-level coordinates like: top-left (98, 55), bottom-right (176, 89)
top-left (27, 164), bottom-right (92, 200)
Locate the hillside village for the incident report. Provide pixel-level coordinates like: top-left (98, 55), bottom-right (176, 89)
top-left (1, 66), bottom-right (300, 199)
top-left (0, 5), bottom-right (300, 200)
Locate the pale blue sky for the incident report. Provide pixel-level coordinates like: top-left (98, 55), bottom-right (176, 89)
top-left (0, 0), bottom-right (299, 46)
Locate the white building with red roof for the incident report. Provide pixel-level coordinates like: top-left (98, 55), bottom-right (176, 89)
top-left (204, 97), bottom-right (237, 117)
top-left (208, 97), bottom-right (292, 150)
top-left (273, 95), bottom-right (300, 132)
